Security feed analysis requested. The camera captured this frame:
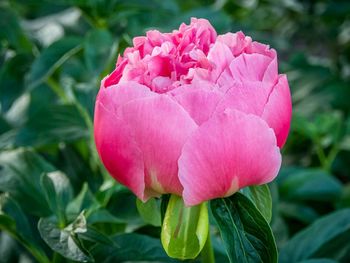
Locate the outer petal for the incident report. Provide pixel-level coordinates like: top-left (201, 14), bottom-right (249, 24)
top-left (97, 80), bottom-right (155, 112)
top-left (229, 53), bottom-right (277, 85)
top-left (262, 75), bottom-right (292, 148)
top-left (120, 95), bottom-right (198, 196)
top-left (94, 81), bottom-right (155, 201)
top-left (174, 88), bottom-right (222, 125)
top-left (215, 81), bottom-right (269, 116)
top-left (94, 102), bottom-right (146, 200)
top-left (178, 109), bottom-right (281, 206)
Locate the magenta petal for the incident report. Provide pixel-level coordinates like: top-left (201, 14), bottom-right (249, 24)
top-left (179, 109), bottom-right (281, 206)
top-left (120, 95), bottom-right (198, 196)
top-left (94, 102), bottom-right (146, 200)
top-left (262, 75), bottom-right (292, 148)
top-left (174, 88), bottom-right (222, 125)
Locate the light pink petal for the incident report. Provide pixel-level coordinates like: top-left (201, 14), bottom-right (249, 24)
top-left (245, 41), bottom-right (276, 59)
top-left (97, 81), bottom-right (155, 113)
top-left (120, 95), bottom-right (198, 196)
top-left (207, 41), bottom-right (234, 81)
top-left (229, 53), bottom-right (277, 85)
top-left (217, 32), bottom-right (252, 56)
top-left (94, 102), bottom-right (146, 200)
top-left (179, 109), bottom-right (281, 206)
top-left (174, 88), bottom-right (222, 125)
top-left (215, 80), bottom-right (270, 115)
top-left (262, 75), bottom-right (292, 148)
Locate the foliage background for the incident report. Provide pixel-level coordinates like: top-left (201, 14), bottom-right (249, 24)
top-left (1, 0), bottom-right (350, 262)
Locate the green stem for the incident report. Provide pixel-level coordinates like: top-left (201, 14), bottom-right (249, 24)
top-left (201, 227), bottom-right (215, 263)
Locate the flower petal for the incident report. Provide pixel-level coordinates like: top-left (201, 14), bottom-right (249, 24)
top-left (174, 87), bottom-right (222, 125)
top-left (207, 41), bottom-right (234, 81)
top-left (262, 75), bottom-right (292, 148)
top-left (97, 80), bottom-right (155, 113)
top-left (215, 80), bottom-right (269, 115)
top-left (179, 109), bottom-right (281, 206)
top-left (120, 95), bottom-right (198, 196)
top-left (229, 53), bottom-right (277, 85)
top-left (94, 102), bottom-right (146, 200)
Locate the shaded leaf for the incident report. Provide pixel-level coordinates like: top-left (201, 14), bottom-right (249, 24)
top-left (241, 184), bottom-right (272, 222)
top-left (210, 192), bottom-right (277, 263)
top-left (38, 216), bottom-right (93, 262)
top-left (279, 209), bottom-right (350, 263)
top-left (278, 167), bottom-right (342, 202)
top-left (15, 104), bottom-right (88, 147)
top-left (84, 29), bottom-right (116, 75)
top-left (0, 149), bottom-right (54, 216)
top-left (27, 37), bottom-right (82, 89)
top-left (91, 233), bottom-right (176, 262)
top-left (41, 171), bottom-right (73, 225)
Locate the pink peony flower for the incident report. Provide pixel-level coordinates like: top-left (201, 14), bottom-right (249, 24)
top-left (94, 18), bottom-right (292, 206)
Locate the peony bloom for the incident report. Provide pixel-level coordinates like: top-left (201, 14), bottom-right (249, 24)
top-left (94, 18), bottom-right (292, 206)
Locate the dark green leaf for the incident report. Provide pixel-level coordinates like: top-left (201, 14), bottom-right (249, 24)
top-left (15, 104), bottom-right (89, 147)
top-left (241, 184), bottom-right (272, 222)
top-left (0, 194), bottom-right (50, 263)
top-left (27, 37), bottom-right (82, 89)
top-left (41, 171), bottom-right (73, 225)
top-left (0, 6), bottom-right (33, 52)
top-left (278, 168), bottom-right (342, 202)
top-left (38, 216), bottom-right (93, 262)
top-left (91, 233), bottom-right (176, 262)
top-left (84, 29), bottom-right (116, 75)
top-left (78, 226), bottom-right (114, 246)
top-left (298, 260), bottom-right (338, 263)
top-left (210, 192), bottom-right (278, 263)
top-left (0, 54), bottom-right (32, 112)
top-left (66, 183), bottom-right (100, 216)
top-left (279, 209), bottom-right (350, 263)
top-left (278, 202), bottom-right (319, 224)
top-left (0, 149), bottom-right (54, 216)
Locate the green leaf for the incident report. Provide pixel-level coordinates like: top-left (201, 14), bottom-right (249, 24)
top-left (66, 183), bottom-right (100, 216)
top-left (78, 226), bottom-right (114, 246)
top-left (0, 6), bottom-right (33, 52)
top-left (241, 184), bottom-right (272, 222)
top-left (0, 53), bottom-right (32, 112)
top-left (298, 260), bottom-right (338, 263)
top-left (91, 233), bottom-right (176, 262)
top-left (278, 202), bottom-right (319, 224)
top-left (161, 195), bottom-right (209, 260)
top-left (15, 104), bottom-right (89, 147)
top-left (278, 168), bottom-right (342, 202)
top-left (0, 194), bottom-right (50, 263)
top-left (210, 192), bottom-right (278, 263)
top-left (38, 215), bottom-right (93, 262)
top-left (27, 37), bottom-right (83, 89)
top-left (279, 209), bottom-right (350, 263)
top-left (41, 171), bottom-right (73, 225)
top-left (84, 29), bottom-right (117, 76)
top-left (136, 198), bottom-right (161, 227)
top-left (0, 149), bottom-right (54, 216)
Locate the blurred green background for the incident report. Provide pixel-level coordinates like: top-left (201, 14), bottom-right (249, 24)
top-left (1, 0), bottom-right (350, 262)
